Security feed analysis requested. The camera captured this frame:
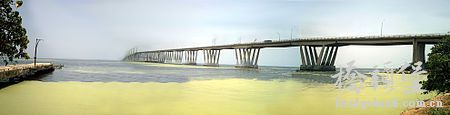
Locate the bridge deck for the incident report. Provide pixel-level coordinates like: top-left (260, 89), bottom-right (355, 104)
top-left (141, 33), bottom-right (449, 53)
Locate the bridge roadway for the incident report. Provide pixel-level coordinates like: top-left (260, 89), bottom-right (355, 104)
top-left (124, 33), bottom-right (449, 71)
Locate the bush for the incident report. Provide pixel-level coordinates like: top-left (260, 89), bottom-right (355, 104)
top-left (420, 36), bottom-right (450, 94)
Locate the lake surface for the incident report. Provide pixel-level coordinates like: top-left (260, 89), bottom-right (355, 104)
top-left (0, 59), bottom-right (433, 114)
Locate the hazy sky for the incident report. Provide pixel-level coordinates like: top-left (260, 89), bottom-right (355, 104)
top-left (19, 0), bottom-right (450, 67)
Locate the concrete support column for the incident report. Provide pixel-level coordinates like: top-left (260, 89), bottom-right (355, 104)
top-left (157, 52), bottom-right (160, 62)
top-left (142, 53), bottom-right (145, 62)
top-left (176, 51), bottom-right (179, 63)
top-left (194, 50), bottom-right (198, 64)
top-left (299, 45), bottom-right (306, 66)
top-left (175, 51), bottom-right (180, 64)
top-left (234, 48), bottom-right (260, 68)
top-left (168, 52), bottom-right (172, 63)
top-left (151, 52), bottom-right (156, 62)
top-left (175, 51), bottom-right (178, 63)
top-left (304, 46), bottom-right (311, 65)
top-left (330, 47), bottom-right (339, 65)
top-left (159, 52), bottom-right (164, 63)
top-left (147, 52), bottom-right (153, 62)
top-left (316, 45), bottom-right (325, 65)
top-left (174, 51), bottom-right (177, 63)
top-left (156, 52), bottom-right (159, 62)
top-left (203, 49), bottom-right (220, 66)
top-left (165, 52), bottom-right (169, 63)
top-left (179, 51), bottom-right (183, 64)
top-left (172, 51), bottom-right (175, 63)
top-left (159, 52), bottom-right (163, 63)
top-left (413, 38), bottom-right (425, 64)
top-left (325, 46), bottom-right (335, 65)
top-left (164, 52), bottom-right (167, 63)
top-left (313, 47), bottom-right (319, 64)
top-left (193, 50), bottom-right (197, 64)
top-left (138, 53), bottom-right (141, 61)
top-left (146, 53), bottom-right (149, 62)
top-left (160, 52), bottom-right (165, 63)
top-left (183, 50), bottom-right (197, 65)
top-left (216, 50), bottom-right (221, 64)
top-left (163, 52), bottom-right (167, 63)
top-left (299, 45), bottom-right (338, 71)
top-left (170, 51), bottom-right (173, 63)
top-left (149, 53), bottom-right (153, 62)
top-left (173, 51), bottom-right (176, 63)
top-left (321, 46), bottom-right (330, 65)
top-left (137, 53), bottom-right (140, 61)
top-left (308, 46), bottom-right (316, 65)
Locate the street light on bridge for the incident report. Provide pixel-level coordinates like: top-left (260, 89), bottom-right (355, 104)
top-left (380, 19), bottom-right (385, 37)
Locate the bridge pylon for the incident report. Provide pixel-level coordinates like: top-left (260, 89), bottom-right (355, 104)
top-left (299, 45), bottom-right (338, 71)
top-left (203, 49), bottom-right (220, 66)
top-left (234, 48), bottom-right (260, 68)
top-left (183, 50), bottom-right (198, 65)
top-left (412, 38), bottom-right (425, 65)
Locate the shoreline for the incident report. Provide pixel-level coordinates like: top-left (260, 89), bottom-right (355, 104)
top-left (0, 63), bottom-right (56, 83)
top-left (400, 93), bottom-right (450, 114)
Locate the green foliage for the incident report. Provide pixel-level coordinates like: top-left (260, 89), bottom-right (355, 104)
top-left (0, 0), bottom-right (29, 65)
top-left (420, 36), bottom-right (450, 94)
top-left (427, 108), bottom-right (450, 115)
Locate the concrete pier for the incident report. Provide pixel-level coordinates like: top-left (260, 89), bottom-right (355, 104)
top-left (299, 45), bottom-right (338, 71)
top-left (184, 50), bottom-right (198, 65)
top-left (235, 48), bottom-right (260, 68)
top-left (413, 38), bottom-right (426, 64)
top-left (203, 49), bottom-right (220, 66)
top-left (0, 63), bottom-right (56, 82)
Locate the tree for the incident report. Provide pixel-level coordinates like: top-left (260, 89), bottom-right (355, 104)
top-left (0, 0), bottom-right (29, 66)
top-left (420, 36), bottom-right (450, 94)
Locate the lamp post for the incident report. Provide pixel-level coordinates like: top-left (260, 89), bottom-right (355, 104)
top-left (34, 38), bottom-right (43, 66)
top-left (277, 32), bottom-right (281, 41)
top-left (212, 37), bottom-right (217, 46)
top-left (380, 19), bottom-right (385, 37)
top-left (290, 27), bottom-right (293, 40)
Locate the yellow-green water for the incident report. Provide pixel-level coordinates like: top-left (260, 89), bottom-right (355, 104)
top-left (0, 75), bottom-right (433, 115)
top-left (0, 59), bottom-right (436, 114)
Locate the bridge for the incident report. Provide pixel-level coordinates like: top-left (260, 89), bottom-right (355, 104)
top-left (123, 33), bottom-right (449, 71)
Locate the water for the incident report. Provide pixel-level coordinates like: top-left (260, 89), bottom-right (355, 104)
top-left (0, 59), bottom-right (434, 114)
top-left (30, 59), bottom-right (341, 83)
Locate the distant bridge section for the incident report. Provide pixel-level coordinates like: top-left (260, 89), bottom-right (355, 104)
top-left (124, 33), bottom-right (449, 71)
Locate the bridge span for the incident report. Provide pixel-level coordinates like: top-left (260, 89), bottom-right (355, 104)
top-left (124, 33), bottom-right (449, 71)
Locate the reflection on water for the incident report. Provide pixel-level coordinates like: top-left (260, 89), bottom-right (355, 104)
top-left (0, 59), bottom-right (434, 114)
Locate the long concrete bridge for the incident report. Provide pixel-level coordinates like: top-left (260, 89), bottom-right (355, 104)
top-left (123, 33), bottom-right (449, 71)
